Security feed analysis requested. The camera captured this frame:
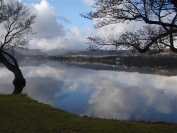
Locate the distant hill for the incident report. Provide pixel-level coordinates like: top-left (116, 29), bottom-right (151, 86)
top-left (6, 48), bottom-right (172, 57)
top-left (16, 49), bottom-right (48, 56)
top-left (45, 49), bottom-right (80, 56)
top-left (44, 49), bottom-right (140, 56)
top-left (53, 50), bottom-right (134, 57)
top-left (75, 50), bottom-right (113, 56)
top-left (61, 52), bottom-right (76, 56)
top-left (5, 49), bottom-right (24, 59)
top-left (45, 49), bottom-right (66, 56)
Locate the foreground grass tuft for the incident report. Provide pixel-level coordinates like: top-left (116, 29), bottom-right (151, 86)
top-left (0, 94), bottom-right (177, 133)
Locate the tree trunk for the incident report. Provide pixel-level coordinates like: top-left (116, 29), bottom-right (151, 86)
top-left (12, 68), bottom-right (26, 94)
top-left (0, 52), bottom-right (26, 94)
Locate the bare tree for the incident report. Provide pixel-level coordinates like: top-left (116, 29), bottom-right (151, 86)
top-left (0, 0), bottom-right (36, 94)
top-left (169, 0), bottom-right (177, 8)
top-left (81, 0), bottom-right (177, 54)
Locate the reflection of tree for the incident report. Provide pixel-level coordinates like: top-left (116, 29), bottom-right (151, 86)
top-left (0, 0), bottom-right (36, 94)
top-left (120, 56), bottom-right (177, 69)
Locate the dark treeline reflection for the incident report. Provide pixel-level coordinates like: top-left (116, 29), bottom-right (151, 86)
top-left (119, 56), bottom-right (177, 69)
top-left (0, 59), bottom-right (177, 123)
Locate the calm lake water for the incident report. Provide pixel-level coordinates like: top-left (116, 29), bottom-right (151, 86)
top-left (0, 59), bottom-right (177, 123)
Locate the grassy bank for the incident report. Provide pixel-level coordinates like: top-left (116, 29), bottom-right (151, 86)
top-left (0, 94), bottom-right (177, 133)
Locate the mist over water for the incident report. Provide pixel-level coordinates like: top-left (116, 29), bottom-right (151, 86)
top-left (0, 59), bottom-right (177, 123)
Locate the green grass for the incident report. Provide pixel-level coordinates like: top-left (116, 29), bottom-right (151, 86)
top-left (0, 94), bottom-right (177, 133)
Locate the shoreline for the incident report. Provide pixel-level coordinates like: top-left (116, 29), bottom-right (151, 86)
top-left (0, 94), bottom-right (177, 133)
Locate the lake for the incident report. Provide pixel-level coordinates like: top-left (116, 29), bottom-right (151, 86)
top-left (0, 59), bottom-right (177, 123)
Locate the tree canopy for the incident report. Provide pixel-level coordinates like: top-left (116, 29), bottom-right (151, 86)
top-left (0, 0), bottom-right (36, 53)
top-left (0, 0), bottom-right (36, 94)
top-left (81, 0), bottom-right (177, 54)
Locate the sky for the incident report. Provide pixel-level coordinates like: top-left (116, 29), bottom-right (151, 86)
top-left (2, 0), bottom-right (142, 51)
top-left (21, 0), bottom-right (95, 51)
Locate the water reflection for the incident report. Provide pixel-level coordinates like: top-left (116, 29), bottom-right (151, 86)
top-left (0, 60), bottom-right (177, 123)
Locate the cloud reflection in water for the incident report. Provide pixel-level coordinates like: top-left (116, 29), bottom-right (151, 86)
top-left (0, 61), bottom-right (177, 123)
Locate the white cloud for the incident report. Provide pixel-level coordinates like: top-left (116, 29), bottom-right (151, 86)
top-left (57, 15), bottom-right (70, 24)
top-left (24, 0), bottom-right (88, 51)
top-left (69, 26), bottom-right (85, 37)
top-left (29, 0), bottom-right (66, 39)
top-left (30, 34), bottom-right (87, 51)
top-left (90, 21), bottom-right (143, 39)
top-left (82, 0), bottom-right (94, 6)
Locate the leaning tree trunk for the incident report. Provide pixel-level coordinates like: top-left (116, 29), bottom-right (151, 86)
top-left (12, 67), bottom-right (26, 94)
top-left (0, 51), bottom-right (26, 94)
